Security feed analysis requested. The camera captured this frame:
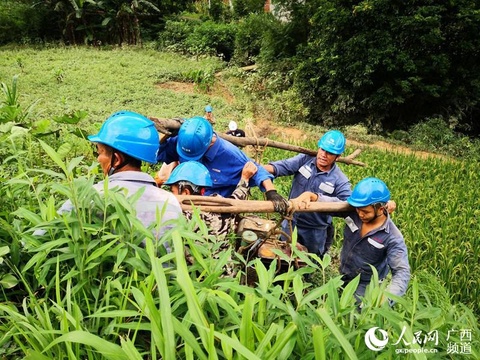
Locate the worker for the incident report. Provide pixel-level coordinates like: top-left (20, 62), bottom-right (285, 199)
top-left (291, 178), bottom-right (409, 304)
top-left (165, 161), bottom-right (258, 275)
top-left (165, 160), bottom-right (257, 238)
top-left (263, 130), bottom-right (351, 256)
top-left (341, 177), bottom-right (410, 304)
top-left (56, 111), bottom-right (183, 244)
top-left (157, 116), bottom-right (289, 214)
top-left (204, 105), bottom-right (215, 125)
top-left (226, 121), bottom-right (245, 137)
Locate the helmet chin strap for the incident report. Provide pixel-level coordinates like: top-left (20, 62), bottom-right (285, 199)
top-left (366, 203), bottom-right (387, 223)
top-left (108, 152), bottom-right (128, 176)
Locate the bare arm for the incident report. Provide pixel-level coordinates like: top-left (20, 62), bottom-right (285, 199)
top-left (263, 164), bottom-right (275, 175)
top-left (154, 161), bottom-right (179, 186)
top-left (241, 161), bottom-right (257, 181)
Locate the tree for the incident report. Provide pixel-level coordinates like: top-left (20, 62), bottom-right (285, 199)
top-left (40, 0), bottom-right (190, 44)
top-left (294, 0), bottom-right (480, 133)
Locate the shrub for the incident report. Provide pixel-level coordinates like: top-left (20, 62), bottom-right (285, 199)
top-left (269, 87), bottom-right (309, 125)
top-left (407, 117), bottom-right (480, 160)
top-left (232, 13), bottom-right (277, 66)
top-left (231, 0), bottom-right (265, 18)
top-left (0, 1), bottom-right (58, 44)
top-left (157, 20), bottom-right (236, 61)
top-left (294, 0), bottom-right (480, 133)
top-left (208, 0), bottom-right (231, 22)
top-left (184, 21), bottom-right (237, 61)
top-left (157, 19), bottom-right (196, 53)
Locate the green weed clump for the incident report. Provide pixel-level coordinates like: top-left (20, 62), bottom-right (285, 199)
top-left (0, 135), bottom-right (477, 358)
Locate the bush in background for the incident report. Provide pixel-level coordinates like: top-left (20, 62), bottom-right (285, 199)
top-left (184, 20), bottom-right (237, 61)
top-left (159, 19), bottom-right (236, 61)
top-left (157, 19), bottom-right (197, 53)
top-left (232, 13), bottom-right (275, 65)
top-left (231, 0), bottom-right (265, 18)
top-left (407, 117), bottom-right (480, 160)
top-left (294, 0), bottom-right (480, 134)
top-left (0, 1), bottom-right (58, 44)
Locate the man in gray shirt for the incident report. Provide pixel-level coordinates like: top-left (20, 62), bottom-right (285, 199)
top-left (58, 110), bottom-right (183, 242)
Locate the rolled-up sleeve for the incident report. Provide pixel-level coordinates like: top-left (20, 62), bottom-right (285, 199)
top-left (250, 165), bottom-right (274, 191)
top-left (269, 154), bottom-right (308, 177)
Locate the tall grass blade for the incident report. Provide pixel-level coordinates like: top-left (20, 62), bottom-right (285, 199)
top-left (38, 140), bottom-right (68, 175)
top-left (240, 293), bottom-right (255, 352)
top-left (172, 231), bottom-right (210, 350)
top-left (42, 330), bottom-right (129, 360)
top-left (263, 322), bottom-right (297, 359)
top-left (312, 325), bottom-right (326, 360)
top-left (213, 331), bottom-right (262, 360)
top-left (147, 238), bottom-right (176, 359)
top-left (171, 317), bottom-right (208, 360)
top-left (316, 308), bottom-right (358, 360)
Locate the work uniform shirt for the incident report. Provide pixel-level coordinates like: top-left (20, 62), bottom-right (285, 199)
top-left (340, 212), bottom-right (410, 297)
top-left (183, 178), bottom-right (251, 276)
top-left (58, 171), bottom-right (182, 240)
top-left (269, 154), bottom-right (351, 228)
top-left (157, 134), bottom-right (273, 197)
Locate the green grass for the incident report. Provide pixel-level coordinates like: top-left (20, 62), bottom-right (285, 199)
top-left (0, 46), bottom-right (226, 130)
top-left (2, 45), bottom-right (478, 315)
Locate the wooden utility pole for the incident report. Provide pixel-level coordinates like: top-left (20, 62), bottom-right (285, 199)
top-left (176, 195), bottom-right (353, 213)
top-left (149, 116), bottom-right (366, 167)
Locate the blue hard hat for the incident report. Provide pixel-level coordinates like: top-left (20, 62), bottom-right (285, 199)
top-left (317, 130), bottom-right (346, 155)
top-left (176, 116), bottom-right (213, 161)
top-left (88, 111), bottom-right (159, 163)
top-left (164, 161), bottom-right (212, 187)
top-left (205, 105), bottom-right (213, 112)
top-left (347, 177), bottom-right (391, 207)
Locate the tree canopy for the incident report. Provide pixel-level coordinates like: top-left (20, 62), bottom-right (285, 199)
top-left (293, 0), bottom-right (480, 133)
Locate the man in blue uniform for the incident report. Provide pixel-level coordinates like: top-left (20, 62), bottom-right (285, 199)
top-left (340, 177), bottom-right (410, 303)
top-left (263, 130), bottom-right (351, 256)
top-left (157, 116), bottom-right (289, 214)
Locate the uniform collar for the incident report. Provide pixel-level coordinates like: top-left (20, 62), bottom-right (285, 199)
top-left (373, 213), bottom-right (391, 234)
top-left (205, 133), bottom-right (220, 161)
top-left (312, 160), bottom-right (337, 175)
top-left (107, 171), bottom-right (156, 183)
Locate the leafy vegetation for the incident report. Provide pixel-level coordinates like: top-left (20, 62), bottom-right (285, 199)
top-left (0, 0), bottom-right (191, 46)
top-left (294, 0), bottom-right (480, 133)
top-left (0, 47), bottom-right (479, 358)
top-left (2, 146), bottom-right (479, 357)
top-left (2, 0), bottom-right (480, 137)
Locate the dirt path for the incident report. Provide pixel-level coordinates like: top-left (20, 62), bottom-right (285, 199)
top-left (156, 80), bottom-right (448, 160)
top-left (249, 117), bottom-right (449, 160)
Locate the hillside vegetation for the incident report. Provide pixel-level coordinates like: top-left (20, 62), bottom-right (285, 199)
top-left (0, 47), bottom-right (479, 358)
top-left (2, 0), bottom-right (480, 136)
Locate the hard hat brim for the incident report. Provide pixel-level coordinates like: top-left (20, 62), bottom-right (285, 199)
top-left (87, 134), bottom-right (102, 143)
